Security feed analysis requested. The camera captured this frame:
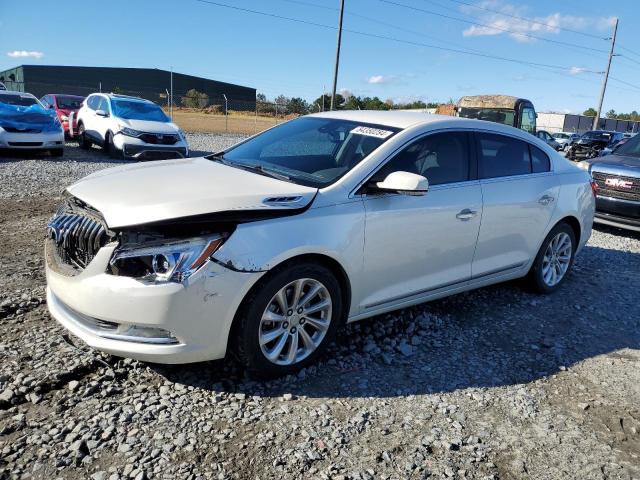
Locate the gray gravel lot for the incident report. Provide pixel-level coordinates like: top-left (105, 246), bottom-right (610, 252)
top-left (1, 137), bottom-right (639, 480)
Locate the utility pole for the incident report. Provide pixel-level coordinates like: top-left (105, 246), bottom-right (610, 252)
top-left (330, 0), bottom-right (345, 111)
top-left (170, 66), bottom-right (174, 121)
top-left (593, 18), bottom-right (618, 130)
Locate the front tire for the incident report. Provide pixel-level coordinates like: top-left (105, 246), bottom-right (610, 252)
top-left (77, 123), bottom-right (91, 150)
top-left (233, 262), bottom-right (343, 378)
top-left (104, 131), bottom-right (122, 159)
top-left (527, 222), bottom-right (576, 294)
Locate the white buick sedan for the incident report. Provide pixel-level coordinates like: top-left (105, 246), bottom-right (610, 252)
top-left (46, 111), bottom-right (595, 376)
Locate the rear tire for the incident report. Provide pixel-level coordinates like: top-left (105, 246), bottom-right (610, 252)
top-left (527, 222), bottom-right (576, 294)
top-left (232, 262), bottom-right (343, 378)
top-left (49, 148), bottom-right (64, 158)
top-left (77, 123), bottom-right (91, 150)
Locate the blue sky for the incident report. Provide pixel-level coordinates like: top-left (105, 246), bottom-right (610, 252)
top-left (1, 0), bottom-right (639, 113)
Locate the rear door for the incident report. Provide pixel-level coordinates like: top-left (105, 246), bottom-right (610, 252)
top-left (472, 132), bottom-right (559, 278)
top-left (360, 130), bottom-right (483, 310)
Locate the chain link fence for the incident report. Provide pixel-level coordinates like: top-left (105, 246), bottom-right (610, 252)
top-left (4, 80), bottom-right (296, 135)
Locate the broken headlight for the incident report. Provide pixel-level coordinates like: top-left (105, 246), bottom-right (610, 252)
top-left (109, 234), bottom-right (227, 283)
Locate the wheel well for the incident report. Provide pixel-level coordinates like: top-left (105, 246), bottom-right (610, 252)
top-left (281, 254), bottom-right (352, 320)
top-left (232, 253), bottom-right (351, 328)
top-left (557, 216), bottom-right (581, 245)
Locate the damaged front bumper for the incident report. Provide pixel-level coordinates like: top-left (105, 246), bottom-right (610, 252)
top-left (45, 240), bottom-right (265, 364)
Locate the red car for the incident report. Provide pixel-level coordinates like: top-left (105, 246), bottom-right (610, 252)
top-left (40, 94), bottom-right (85, 138)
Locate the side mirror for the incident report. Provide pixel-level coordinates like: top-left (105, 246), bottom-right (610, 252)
top-left (374, 171), bottom-right (429, 196)
top-left (95, 109), bottom-right (108, 117)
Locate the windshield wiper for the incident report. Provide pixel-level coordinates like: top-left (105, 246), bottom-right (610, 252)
top-left (241, 164), bottom-right (291, 181)
top-left (207, 156), bottom-right (291, 181)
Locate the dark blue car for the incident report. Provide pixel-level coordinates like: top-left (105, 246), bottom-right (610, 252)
top-left (579, 133), bottom-right (640, 232)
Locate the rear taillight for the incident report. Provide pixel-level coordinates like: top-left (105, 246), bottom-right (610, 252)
top-left (591, 180), bottom-right (599, 198)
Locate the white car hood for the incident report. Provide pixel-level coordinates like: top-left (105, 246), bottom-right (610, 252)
top-left (67, 157), bottom-right (318, 228)
top-left (118, 118), bottom-right (180, 134)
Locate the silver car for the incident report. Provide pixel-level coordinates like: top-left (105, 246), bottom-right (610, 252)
top-left (553, 132), bottom-right (580, 151)
top-left (45, 111), bottom-right (595, 376)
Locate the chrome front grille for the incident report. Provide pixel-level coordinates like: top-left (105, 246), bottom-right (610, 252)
top-left (47, 199), bottom-right (111, 270)
top-left (592, 171), bottom-right (640, 202)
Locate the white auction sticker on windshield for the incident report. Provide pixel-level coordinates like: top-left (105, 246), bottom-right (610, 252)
top-left (351, 126), bottom-right (393, 139)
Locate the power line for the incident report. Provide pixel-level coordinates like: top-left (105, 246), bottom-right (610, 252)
top-left (618, 55), bottom-right (640, 67)
top-left (279, 0), bottom-right (516, 58)
top-left (619, 45), bottom-right (640, 59)
top-left (609, 76), bottom-right (640, 92)
top-left (429, 0), bottom-right (608, 40)
top-left (195, 0), bottom-right (640, 97)
top-left (196, 0), bottom-right (602, 73)
top-left (379, 0), bottom-right (610, 54)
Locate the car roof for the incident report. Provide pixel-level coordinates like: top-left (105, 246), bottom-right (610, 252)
top-left (307, 109), bottom-right (530, 135)
top-left (0, 90), bottom-right (36, 98)
top-left (49, 94), bottom-right (85, 98)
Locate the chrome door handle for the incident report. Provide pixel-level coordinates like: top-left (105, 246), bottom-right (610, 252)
top-left (456, 209), bottom-right (477, 221)
top-left (538, 195), bottom-right (555, 205)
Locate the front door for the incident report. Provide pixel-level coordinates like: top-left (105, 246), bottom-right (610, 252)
top-left (360, 131), bottom-right (482, 311)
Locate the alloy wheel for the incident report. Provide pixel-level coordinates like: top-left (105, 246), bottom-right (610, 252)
top-left (259, 278), bottom-right (332, 366)
top-left (541, 232), bottom-right (572, 287)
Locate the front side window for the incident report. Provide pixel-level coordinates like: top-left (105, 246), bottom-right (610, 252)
top-left (111, 100), bottom-right (168, 122)
top-left (373, 131), bottom-right (471, 186)
top-left (87, 95), bottom-right (99, 110)
top-left (477, 133), bottom-right (532, 179)
top-left (97, 97), bottom-right (110, 113)
top-left (520, 106), bottom-right (536, 133)
top-left (218, 117), bottom-right (400, 188)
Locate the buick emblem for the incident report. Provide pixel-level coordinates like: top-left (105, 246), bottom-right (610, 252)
top-left (604, 178), bottom-right (633, 189)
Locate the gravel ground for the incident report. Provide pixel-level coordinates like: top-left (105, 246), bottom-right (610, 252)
top-left (1, 137), bottom-right (639, 480)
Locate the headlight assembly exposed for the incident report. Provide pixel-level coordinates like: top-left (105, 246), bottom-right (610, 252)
top-left (120, 127), bottom-right (143, 138)
top-left (109, 234), bottom-right (227, 283)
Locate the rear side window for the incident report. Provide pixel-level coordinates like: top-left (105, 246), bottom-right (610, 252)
top-left (477, 133), bottom-right (532, 178)
top-left (529, 145), bottom-right (550, 173)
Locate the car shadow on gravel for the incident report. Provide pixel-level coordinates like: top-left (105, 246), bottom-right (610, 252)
top-left (150, 244), bottom-right (640, 399)
top-left (593, 222), bottom-right (640, 241)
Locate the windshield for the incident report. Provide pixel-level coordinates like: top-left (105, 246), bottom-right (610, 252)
top-left (111, 99), bottom-right (168, 122)
top-left (582, 131), bottom-right (612, 141)
top-left (613, 133), bottom-right (640, 157)
top-left (0, 94), bottom-right (39, 107)
top-left (457, 107), bottom-right (516, 127)
top-left (553, 133), bottom-right (569, 139)
top-left (56, 95), bottom-right (84, 110)
top-left (215, 117), bottom-right (400, 188)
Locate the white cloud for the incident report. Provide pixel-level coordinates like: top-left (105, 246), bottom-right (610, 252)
top-left (7, 50), bottom-right (44, 59)
top-left (569, 66), bottom-right (588, 75)
top-left (460, 1), bottom-right (614, 43)
top-left (367, 75), bottom-right (395, 85)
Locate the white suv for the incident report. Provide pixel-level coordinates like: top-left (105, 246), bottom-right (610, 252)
top-left (76, 93), bottom-right (188, 160)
